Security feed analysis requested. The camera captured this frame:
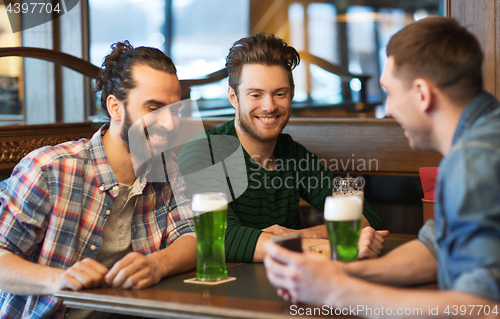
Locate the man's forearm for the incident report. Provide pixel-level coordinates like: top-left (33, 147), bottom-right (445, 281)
top-left (300, 216), bottom-right (371, 238)
top-left (0, 253), bottom-right (64, 295)
top-left (298, 225), bottom-right (328, 239)
top-left (254, 232), bottom-right (329, 262)
top-left (152, 235), bottom-right (197, 278)
top-left (253, 232), bottom-right (275, 262)
top-left (346, 239), bottom-right (437, 286)
top-left (299, 214), bottom-right (370, 239)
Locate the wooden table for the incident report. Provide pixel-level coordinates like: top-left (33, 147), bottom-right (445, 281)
top-left (56, 234), bottom-right (435, 319)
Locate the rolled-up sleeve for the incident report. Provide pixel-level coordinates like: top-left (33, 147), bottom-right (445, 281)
top-left (417, 219), bottom-right (438, 259)
top-left (224, 205), bottom-right (261, 263)
top-left (164, 186), bottom-right (196, 245)
top-left (0, 155), bottom-right (52, 257)
top-left (162, 151), bottom-right (196, 245)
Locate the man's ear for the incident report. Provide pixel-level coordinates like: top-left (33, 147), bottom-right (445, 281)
top-left (228, 86), bottom-right (239, 110)
top-left (414, 78), bottom-right (433, 113)
top-left (106, 94), bottom-right (122, 121)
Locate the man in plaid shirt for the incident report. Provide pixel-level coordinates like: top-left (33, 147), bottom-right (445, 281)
top-left (0, 41), bottom-right (196, 318)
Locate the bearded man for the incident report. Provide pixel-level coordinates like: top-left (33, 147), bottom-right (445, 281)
top-left (0, 41), bottom-right (196, 318)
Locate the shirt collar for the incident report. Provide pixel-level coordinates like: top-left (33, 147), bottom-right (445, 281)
top-left (89, 126), bottom-right (155, 196)
top-left (452, 91), bottom-right (499, 145)
top-left (89, 125), bottom-right (119, 194)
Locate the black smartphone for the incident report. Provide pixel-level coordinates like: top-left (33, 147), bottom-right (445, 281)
top-left (270, 233), bottom-right (303, 253)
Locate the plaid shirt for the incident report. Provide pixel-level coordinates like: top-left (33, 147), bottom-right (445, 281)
top-left (0, 128), bottom-right (194, 318)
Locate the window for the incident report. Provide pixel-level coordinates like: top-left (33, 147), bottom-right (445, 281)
top-left (0, 3), bottom-right (22, 125)
top-left (89, 0), bottom-right (248, 117)
top-left (89, 0), bottom-right (168, 120)
top-left (1, 0), bottom-right (446, 124)
top-left (287, 0), bottom-right (444, 117)
top-left (171, 0), bottom-right (248, 115)
top-left (89, 0), bottom-right (167, 66)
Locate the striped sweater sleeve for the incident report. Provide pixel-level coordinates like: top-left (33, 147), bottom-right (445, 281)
top-left (224, 205), bottom-right (261, 262)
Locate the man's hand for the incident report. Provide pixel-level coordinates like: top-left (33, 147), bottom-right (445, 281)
top-left (56, 258), bottom-right (108, 291)
top-left (105, 252), bottom-right (162, 289)
top-left (262, 224), bottom-right (328, 239)
top-left (358, 227), bottom-right (389, 259)
top-left (262, 224), bottom-right (296, 235)
top-left (263, 240), bottom-right (348, 306)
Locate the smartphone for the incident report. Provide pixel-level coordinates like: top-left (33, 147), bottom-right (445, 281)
top-left (270, 233), bottom-right (303, 253)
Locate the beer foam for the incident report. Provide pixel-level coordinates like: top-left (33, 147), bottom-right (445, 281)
top-left (191, 196), bottom-right (228, 213)
top-left (324, 195), bottom-right (363, 221)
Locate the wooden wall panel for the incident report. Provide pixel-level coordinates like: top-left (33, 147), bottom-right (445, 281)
top-left (449, 0), bottom-right (499, 98)
top-left (0, 118), bottom-right (443, 178)
top-left (281, 119), bottom-right (442, 176)
top-left (203, 118), bottom-right (442, 176)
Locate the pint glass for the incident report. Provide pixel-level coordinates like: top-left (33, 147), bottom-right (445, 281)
top-left (333, 177), bottom-right (364, 201)
top-left (191, 192), bottom-right (228, 281)
top-left (324, 195), bottom-right (363, 262)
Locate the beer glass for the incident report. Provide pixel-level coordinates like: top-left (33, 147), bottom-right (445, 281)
top-left (191, 192), bottom-right (228, 281)
top-left (324, 195), bottom-right (363, 262)
top-left (333, 177), bottom-right (364, 201)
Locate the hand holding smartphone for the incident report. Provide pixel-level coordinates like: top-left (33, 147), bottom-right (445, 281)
top-left (270, 232), bottom-right (303, 253)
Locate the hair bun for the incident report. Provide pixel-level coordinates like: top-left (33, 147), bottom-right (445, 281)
top-left (109, 40), bottom-right (134, 58)
top-left (96, 41), bottom-right (134, 94)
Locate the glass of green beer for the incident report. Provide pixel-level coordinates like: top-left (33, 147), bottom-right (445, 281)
top-left (191, 192), bottom-right (228, 281)
top-left (324, 195), bottom-right (363, 262)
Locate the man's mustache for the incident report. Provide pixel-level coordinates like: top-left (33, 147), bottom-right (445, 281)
top-left (144, 125), bottom-right (176, 139)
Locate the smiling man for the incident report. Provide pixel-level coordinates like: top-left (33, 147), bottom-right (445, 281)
top-left (0, 41), bottom-right (196, 318)
top-left (264, 18), bottom-right (500, 318)
top-left (179, 34), bottom-right (385, 263)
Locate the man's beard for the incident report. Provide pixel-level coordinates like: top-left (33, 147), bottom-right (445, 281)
top-left (236, 108), bottom-right (288, 142)
top-left (121, 107), bottom-right (179, 180)
top-left (120, 106), bottom-right (134, 153)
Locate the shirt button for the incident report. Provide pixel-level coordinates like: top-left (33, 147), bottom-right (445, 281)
top-left (99, 186), bottom-right (104, 191)
top-left (106, 210), bottom-right (111, 215)
top-left (113, 185), bottom-right (119, 190)
top-left (90, 245), bottom-right (96, 251)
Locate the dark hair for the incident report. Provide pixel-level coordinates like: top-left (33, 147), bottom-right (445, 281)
top-left (96, 40), bottom-right (177, 117)
top-left (225, 33), bottom-right (300, 96)
top-left (386, 17), bottom-right (483, 103)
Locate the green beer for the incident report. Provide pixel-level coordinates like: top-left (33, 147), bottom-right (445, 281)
top-left (324, 195), bottom-right (363, 262)
top-left (191, 193), bottom-right (228, 281)
top-left (326, 219), bottom-right (362, 262)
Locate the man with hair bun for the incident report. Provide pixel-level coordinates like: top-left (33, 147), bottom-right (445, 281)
top-left (0, 41), bottom-right (196, 318)
top-left (264, 17), bottom-right (500, 317)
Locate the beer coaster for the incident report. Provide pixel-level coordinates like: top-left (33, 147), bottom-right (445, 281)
top-left (184, 277), bottom-right (236, 285)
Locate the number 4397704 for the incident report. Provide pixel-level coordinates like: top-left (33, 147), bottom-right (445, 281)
top-left (6, 2), bottom-right (61, 14)
top-left (444, 305), bottom-right (498, 316)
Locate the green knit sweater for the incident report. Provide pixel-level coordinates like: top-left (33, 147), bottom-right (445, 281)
top-left (178, 120), bottom-right (382, 262)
